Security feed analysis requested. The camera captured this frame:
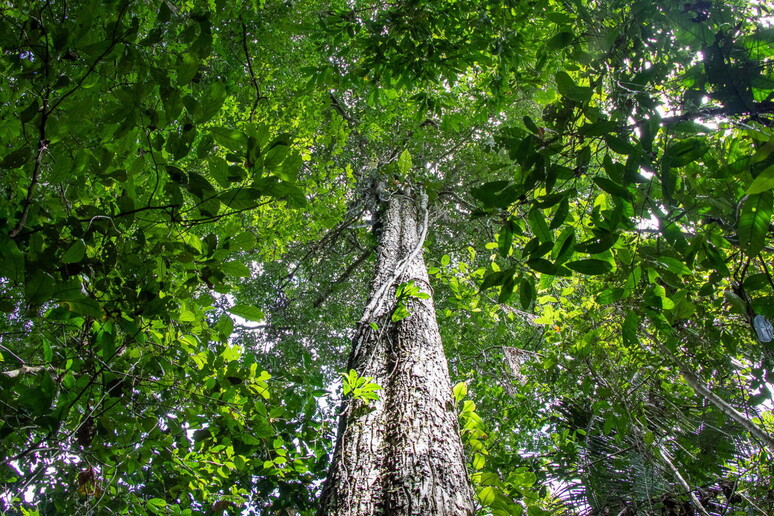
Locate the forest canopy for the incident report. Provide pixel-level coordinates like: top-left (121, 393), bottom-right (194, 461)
top-left (1, 0), bottom-right (774, 514)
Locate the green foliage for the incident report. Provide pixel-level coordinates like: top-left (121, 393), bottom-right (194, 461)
top-left (391, 280), bottom-right (431, 321)
top-left (2, 0), bottom-right (773, 513)
top-left (341, 369), bottom-right (382, 405)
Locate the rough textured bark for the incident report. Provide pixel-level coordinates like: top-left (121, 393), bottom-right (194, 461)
top-left (318, 192), bottom-right (475, 516)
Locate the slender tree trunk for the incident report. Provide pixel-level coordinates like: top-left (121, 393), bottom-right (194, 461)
top-left (318, 192), bottom-right (475, 516)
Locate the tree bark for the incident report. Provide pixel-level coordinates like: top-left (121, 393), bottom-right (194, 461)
top-left (318, 192), bottom-right (475, 516)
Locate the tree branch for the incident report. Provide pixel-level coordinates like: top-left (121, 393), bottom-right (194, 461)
top-left (329, 93), bottom-right (357, 126)
top-left (46, 1), bottom-right (130, 114)
top-left (657, 446), bottom-right (711, 516)
top-left (241, 18), bottom-right (264, 121)
top-left (313, 248), bottom-right (373, 307)
top-left (647, 331), bottom-right (774, 453)
top-left (9, 112), bottom-right (48, 239)
top-left (631, 100), bottom-right (774, 130)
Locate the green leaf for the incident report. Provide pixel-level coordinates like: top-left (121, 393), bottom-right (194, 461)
top-left (228, 304), bottom-right (264, 322)
top-left (221, 344), bottom-right (241, 362)
top-left (593, 176), bottom-right (630, 199)
top-left (703, 242), bottom-right (730, 277)
top-left (553, 228), bottom-right (575, 264)
top-left (26, 272), bottom-right (55, 305)
top-left (665, 138), bottom-right (709, 167)
top-left (146, 498), bottom-right (167, 511)
top-left (453, 381), bottom-right (468, 402)
top-left (61, 240), bottom-right (86, 264)
top-left (498, 274), bottom-right (516, 303)
top-left (565, 259), bottom-right (613, 275)
top-left (526, 259), bottom-right (556, 275)
top-left (738, 192), bottom-right (773, 257)
top-left (527, 208), bottom-right (552, 243)
top-left (478, 485), bottom-right (496, 504)
top-left (210, 127), bottom-right (248, 152)
top-left (747, 164), bottom-right (774, 194)
top-left (498, 220), bottom-right (513, 257)
top-left (523, 115), bottom-right (539, 134)
top-left (536, 191), bottom-right (565, 208)
top-left (208, 156), bottom-right (231, 188)
top-left (62, 296), bottom-right (102, 317)
top-left (622, 311), bottom-right (638, 347)
top-left (228, 231), bottom-right (257, 251)
top-left (221, 261), bottom-right (251, 277)
top-left (471, 181), bottom-right (519, 209)
top-left (219, 188), bottom-right (263, 210)
top-left (574, 232), bottom-right (617, 254)
top-left (547, 31), bottom-right (574, 49)
top-left (579, 120), bottom-right (618, 137)
top-left (480, 270), bottom-right (507, 290)
top-left (604, 135), bottom-right (638, 156)
top-left (519, 275), bottom-right (534, 310)
top-left (550, 198), bottom-right (569, 229)
top-left (198, 81), bottom-right (226, 122)
top-left (0, 236), bottom-right (24, 282)
top-left (555, 71), bottom-right (593, 103)
top-left (397, 149), bottom-right (412, 175)
top-left (186, 172), bottom-right (216, 199)
top-left (656, 256), bottom-right (692, 275)
top-left (263, 144), bottom-right (290, 169)
top-left (0, 147), bottom-right (32, 169)
top-left (391, 303), bottom-right (411, 321)
top-left (214, 314), bottom-right (234, 341)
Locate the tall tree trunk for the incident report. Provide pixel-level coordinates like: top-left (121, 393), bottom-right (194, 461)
top-left (318, 192), bottom-right (475, 516)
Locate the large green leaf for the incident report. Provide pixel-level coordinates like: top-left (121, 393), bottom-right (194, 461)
top-left (221, 261), bottom-right (251, 277)
top-left (198, 81), bottom-right (226, 122)
top-left (0, 236), bottom-right (24, 282)
top-left (471, 181), bottom-right (520, 209)
top-left (664, 138), bottom-right (709, 167)
top-left (527, 208), bottom-right (552, 243)
top-left (61, 240), bottom-right (86, 264)
top-left (547, 31), bottom-right (574, 49)
top-left (565, 259), bottom-right (613, 275)
top-left (738, 192), bottom-right (773, 256)
top-left (622, 311), bottom-right (639, 347)
top-left (655, 256), bottom-right (692, 276)
top-left (592, 177), bottom-right (630, 200)
top-left (555, 71), bottom-right (593, 103)
top-left (519, 275), bottom-right (534, 310)
top-left (747, 164), bottom-right (774, 194)
top-left (210, 127), bottom-right (248, 152)
top-left (228, 304), bottom-right (264, 322)
top-left (398, 149), bottom-right (412, 175)
top-left (219, 188), bottom-right (263, 210)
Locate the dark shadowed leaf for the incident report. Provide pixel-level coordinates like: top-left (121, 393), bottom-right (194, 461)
top-left (565, 259), bottom-right (613, 275)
